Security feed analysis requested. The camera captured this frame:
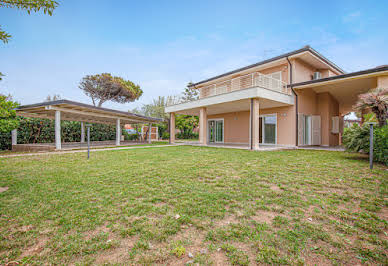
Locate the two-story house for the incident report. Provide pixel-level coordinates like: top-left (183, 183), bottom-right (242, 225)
top-left (166, 46), bottom-right (388, 149)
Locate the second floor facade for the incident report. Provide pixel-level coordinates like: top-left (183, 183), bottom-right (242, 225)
top-left (190, 46), bottom-right (344, 100)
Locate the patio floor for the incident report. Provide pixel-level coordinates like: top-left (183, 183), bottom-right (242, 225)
top-left (182, 141), bottom-right (295, 151)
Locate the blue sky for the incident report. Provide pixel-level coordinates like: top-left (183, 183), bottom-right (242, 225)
top-left (1, 0), bottom-right (387, 111)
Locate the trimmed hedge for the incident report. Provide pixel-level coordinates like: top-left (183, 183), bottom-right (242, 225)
top-left (343, 123), bottom-right (388, 165)
top-left (0, 117), bottom-right (118, 150)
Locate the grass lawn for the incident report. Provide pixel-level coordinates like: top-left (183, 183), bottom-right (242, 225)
top-left (0, 146), bottom-right (387, 265)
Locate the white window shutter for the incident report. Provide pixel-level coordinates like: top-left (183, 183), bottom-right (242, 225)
top-left (332, 116), bottom-right (339, 134)
top-left (311, 115), bottom-right (321, 145)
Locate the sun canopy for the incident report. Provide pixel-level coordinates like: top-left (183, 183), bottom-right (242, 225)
top-left (15, 99), bottom-right (162, 125)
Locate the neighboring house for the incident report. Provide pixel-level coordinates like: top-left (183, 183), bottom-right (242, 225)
top-left (166, 46), bottom-right (388, 149)
top-left (344, 118), bottom-right (362, 128)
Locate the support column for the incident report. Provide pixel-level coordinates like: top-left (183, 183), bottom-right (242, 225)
top-left (116, 118), bottom-right (121, 146)
top-left (250, 98), bottom-right (260, 150)
top-left (11, 129), bottom-right (17, 146)
top-left (148, 123), bottom-right (152, 144)
top-left (55, 110), bottom-right (61, 150)
top-left (81, 122), bottom-right (85, 143)
top-left (199, 107), bottom-right (208, 145)
top-left (170, 112), bottom-right (175, 144)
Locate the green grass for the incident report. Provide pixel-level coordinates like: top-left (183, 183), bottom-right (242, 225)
top-left (0, 146), bottom-right (387, 265)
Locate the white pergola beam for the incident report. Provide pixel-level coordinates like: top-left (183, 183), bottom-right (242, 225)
top-left (116, 118), bottom-right (121, 146)
top-left (11, 129), bottom-right (17, 145)
top-left (81, 122), bottom-right (85, 143)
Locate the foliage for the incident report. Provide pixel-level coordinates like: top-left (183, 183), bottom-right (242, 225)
top-left (79, 73), bottom-right (143, 107)
top-left (0, 94), bottom-right (19, 133)
top-left (342, 123), bottom-right (388, 165)
top-left (0, 72), bottom-right (4, 81)
top-left (354, 87), bottom-right (388, 127)
top-left (181, 82), bottom-right (199, 103)
top-left (171, 245), bottom-right (186, 258)
top-left (0, 0), bottom-right (58, 43)
top-left (161, 131), bottom-right (170, 140)
top-left (176, 114), bottom-right (198, 139)
top-left (0, 117), bottom-right (119, 150)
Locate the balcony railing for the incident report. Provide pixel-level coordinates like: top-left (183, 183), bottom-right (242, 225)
top-left (200, 72), bottom-right (290, 98)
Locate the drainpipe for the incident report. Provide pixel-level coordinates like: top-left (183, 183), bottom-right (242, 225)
top-left (287, 57), bottom-right (299, 146)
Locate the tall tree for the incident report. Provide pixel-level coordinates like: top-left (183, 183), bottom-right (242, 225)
top-left (79, 73), bottom-right (143, 107)
top-left (0, 94), bottom-right (19, 133)
top-left (181, 82), bottom-right (199, 102)
top-left (0, 0), bottom-right (58, 43)
top-left (354, 87), bottom-right (388, 127)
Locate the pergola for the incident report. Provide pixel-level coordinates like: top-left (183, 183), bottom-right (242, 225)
top-left (13, 100), bottom-right (163, 150)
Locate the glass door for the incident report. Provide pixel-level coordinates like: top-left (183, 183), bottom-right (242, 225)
top-left (208, 120), bottom-right (215, 143)
top-left (262, 115), bottom-right (276, 144)
top-left (208, 119), bottom-right (224, 143)
top-left (215, 120), bottom-right (223, 143)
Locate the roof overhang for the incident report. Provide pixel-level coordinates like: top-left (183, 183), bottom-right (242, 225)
top-left (16, 100), bottom-right (163, 125)
top-left (190, 46), bottom-right (344, 88)
top-left (292, 66), bottom-right (388, 113)
top-left (165, 86), bottom-right (294, 116)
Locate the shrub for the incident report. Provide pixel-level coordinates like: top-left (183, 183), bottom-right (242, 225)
top-left (161, 132), bottom-right (170, 140)
top-left (342, 123), bottom-right (388, 165)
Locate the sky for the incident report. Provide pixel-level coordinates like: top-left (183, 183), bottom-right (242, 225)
top-left (1, 0), bottom-right (388, 112)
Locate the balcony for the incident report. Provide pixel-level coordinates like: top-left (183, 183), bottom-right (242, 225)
top-left (200, 72), bottom-right (290, 99)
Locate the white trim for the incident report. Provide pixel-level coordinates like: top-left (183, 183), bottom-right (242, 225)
top-left (207, 118), bottom-right (224, 143)
top-left (260, 113), bottom-right (277, 145)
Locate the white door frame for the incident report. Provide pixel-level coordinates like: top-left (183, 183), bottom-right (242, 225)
top-left (260, 113), bottom-right (277, 145)
top-left (207, 118), bottom-right (224, 143)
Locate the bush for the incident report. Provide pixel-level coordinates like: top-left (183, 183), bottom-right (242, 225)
top-left (161, 131), bottom-right (170, 140)
top-left (342, 123), bottom-right (388, 165)
top-left (0, 117), bottom-right (119, 150)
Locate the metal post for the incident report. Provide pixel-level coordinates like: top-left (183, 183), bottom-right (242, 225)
top-left (86, 124), bottom-right (91, 159)
top-left (369, 123), bottom-right (374, 170)
top-left (116, 118), bottom-right (121, 146)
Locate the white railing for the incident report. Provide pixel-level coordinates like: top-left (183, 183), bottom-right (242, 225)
top-left (200, 72), bottom-right (290, 98)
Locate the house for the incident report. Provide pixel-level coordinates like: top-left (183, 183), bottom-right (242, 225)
top-left (166, 46), bottom-right (388, 149)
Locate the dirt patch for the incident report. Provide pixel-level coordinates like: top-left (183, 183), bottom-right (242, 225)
top-left (211, 249), bottom-right (230, 265)
top-left (213, 215), bottom-right (239, 227)
top-left (250, 210), bottom-right (281, 224)
top-left (18, 225), bottom-right (34, 232)
top-left (270, 184), bottom-right (282, 192)
top-left (376, 207), bottom-right (388, 221)
top-left (21, 236), bottom-right (49, 257)
top-left (303, 253), bottom-right (332, 266)
top-left (0, 187), bottom-right (9, 193)
top-left (84, 223), bottom-right (111, 241)
top-left (94, 236), bottom-right (138, 265)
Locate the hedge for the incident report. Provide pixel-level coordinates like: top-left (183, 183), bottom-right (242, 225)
top-left (342, 123), bottom-right (388, 165)
top-left (0, 117), bottom-right (118, 150)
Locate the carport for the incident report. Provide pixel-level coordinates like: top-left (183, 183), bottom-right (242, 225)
top-left (13, 100), bottom-right (162, 151)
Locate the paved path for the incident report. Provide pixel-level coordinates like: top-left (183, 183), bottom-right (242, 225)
top-left (0, 144), bottom-right (182, 158)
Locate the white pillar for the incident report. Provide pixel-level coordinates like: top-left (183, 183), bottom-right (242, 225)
top-left (55, 110), bottom-right (61, 150)
top-left (249, 98), bottom-right (260, 150)
top-left (170, 113), bottom-right (175, 144)
top-left (11, 129), bottom-right (17, 146)
top-left (199, 107), bottom-right (208, 145)
top-left (116, 119), bottom-right (121, 146)
top-left (81, 122), bottom-right (85, 143)
top-left (148, 123), bottom-right (152, 144)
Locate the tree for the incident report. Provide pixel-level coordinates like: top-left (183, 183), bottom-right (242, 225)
top-left (181, 82), bottom-right (199, 102)
top-left (79, 73), bottom-right (143, 107)
top-left (354, 87), bottom-right (388, 127)
top-left (0, 0), bottom-right (58, 43)
top-left (0, 94), bottom-right (19, 133)
top-left (0, 72), bottom-right (4, 81)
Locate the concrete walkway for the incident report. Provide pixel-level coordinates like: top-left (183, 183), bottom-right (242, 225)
top-left (0, 144), bottom-right (182, 158)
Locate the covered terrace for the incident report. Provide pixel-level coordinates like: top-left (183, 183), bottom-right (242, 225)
top-left (12, 100), bottom-right (163, 151)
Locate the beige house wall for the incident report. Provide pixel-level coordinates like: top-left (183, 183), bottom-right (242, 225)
top-left (207, 105), bottom-right (296, 146)
top-left (297, 89), bottom-right (340, 146)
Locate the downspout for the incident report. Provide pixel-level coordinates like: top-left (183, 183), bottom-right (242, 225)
top-left (286, 57), bottom-right (299, 146)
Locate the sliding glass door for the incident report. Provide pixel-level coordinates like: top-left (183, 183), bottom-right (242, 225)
top-left (208, 119), bottom-right (224, 143)
top-left (261, 115), bottom-right (277, 144)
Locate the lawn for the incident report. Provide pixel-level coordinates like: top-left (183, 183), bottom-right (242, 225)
top-left (0, 146), bottom-right (387, 265)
